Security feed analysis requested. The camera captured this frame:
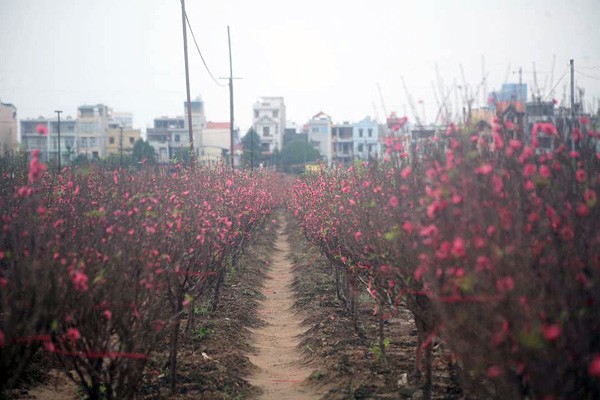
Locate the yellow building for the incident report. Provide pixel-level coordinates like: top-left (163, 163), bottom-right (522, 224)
top-left (0, 100), bottom-right (18, 154)
top-left (106, 127), bottom-right (141, 157)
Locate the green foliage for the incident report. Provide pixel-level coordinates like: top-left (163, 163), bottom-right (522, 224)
top-left (132, 139), bottom-right (157, 165)
top-left (279, 140), bottom-right (320, 173)
top-left (241, 128), bottom-right (262, 169)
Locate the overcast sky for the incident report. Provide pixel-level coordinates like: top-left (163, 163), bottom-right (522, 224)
top-left (1, 0), bottom-right (599, 133)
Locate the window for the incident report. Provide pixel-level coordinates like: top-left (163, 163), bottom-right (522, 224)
top-left (174, 135), bottom-right (180, 143)
top-left (312, 127), bottom-right (319, 133)
top-left (129, 137), bottom-right (135, 144)
top-left (109, 137), bottom-right (115, 144)
top-left (273, 110), bottom-right (279, 118)
top-left (358, 144), bottom-right (364, 152)
top-left (261, 143), bottom-right (269, 152)
top-left (254, 110), bottom-right (259, 118)
top-left (368, 128), bottom-right (373, 137)
top-left (359, 128), bottom-right (363, 138)
top-left (368, 144), bottom-right (373, 153)
top-left (263, 126), bottom-right (270, 137)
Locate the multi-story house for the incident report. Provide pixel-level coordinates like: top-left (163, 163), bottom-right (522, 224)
top-left (306, 111), bottom-right (332, 167)
top-left (184, 95), bottom-right (207, 153)
top-left (76, 104), bottom-right (111, 159)
top-left (20, 115), bottom-right (77, 164)
top-left (0, 100), bottom-right (18, 154)
top-left (106, 123), bottom-right (141, 159)
top-left (146, 116), bottom-right (188, 163)
top-left (252, 97), bottom-right (286, 155)
top-left (353, 116), bottom-right (381, 161)
top-left (332, 122), bottom-right (354, 165)
top-left (199, 121), bottom-right (241, 165)
top-left (526, 100), bottom-right (556, 152)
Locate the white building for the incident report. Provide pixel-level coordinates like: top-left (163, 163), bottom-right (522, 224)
top-left (353, 116), bottom-right (381, 160)
top-left (306, 111), bottom-right (332, 167)
top-left (0, 100), bottom-right (18, 154)
top-left (20, 116), bottom-right (78, 164)
top-left (77, 104), bottom-right (111, 158)
top-left (252, 97), bottom-right (286, 154)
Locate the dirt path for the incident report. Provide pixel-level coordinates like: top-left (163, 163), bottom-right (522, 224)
top-left (248, 217), bottom-right (320, 400)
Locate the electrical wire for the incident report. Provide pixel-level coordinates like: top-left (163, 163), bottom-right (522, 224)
top-left (544, 65), bottom-right (569, 101)
top-left (180, 0), bottom-right (228, 88)
top-left (575, 69), bottom-right (600, 81)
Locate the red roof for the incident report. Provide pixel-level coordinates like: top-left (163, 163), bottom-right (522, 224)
top-left (206, 121), bottom-right (230, 129)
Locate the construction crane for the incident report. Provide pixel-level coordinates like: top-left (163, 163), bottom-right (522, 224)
top-left (376, 83), bottom-right (389, 120)
top-left (401, 76), bottom-right (423, 128)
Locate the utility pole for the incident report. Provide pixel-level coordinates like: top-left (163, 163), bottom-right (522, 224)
top-left (180, 0), bottom-right (194, 164)
top-left (570, 59), bottom-right (575, 151)
top-left (119, 125), bottom-right (124, 167)
top-left (55, 110), bottom-right (62, 172)
top-left (250, 130), bottom-right (254, 170)
top-left (220, 26), bottom-right (242, 169)
top-left (228, 26), bottom-right (234, 169)
top-left (518, 67), bottom-right (523, 103)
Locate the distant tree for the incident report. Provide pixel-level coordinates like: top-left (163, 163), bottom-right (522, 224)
top-left (241, 128), bottom-right (262, 169)
top-left (280, 140), bottom-right (320, 173)
top-left (132, 139), bottom-right (157, 165)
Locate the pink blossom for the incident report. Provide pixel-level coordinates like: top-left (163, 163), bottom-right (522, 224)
top-left (66, 328), bottom-right (81, 341)
top-left (70, 270), bottom-right (89, 291)
top-left (451, 237), bottom-right (466, 258)
top-left (542, 324), bottom-right (561, 341)
top-left (389, 196), bottom-right (399, 207)
top-left (504, 120), bottom-right (516, 131)
top-left (589, 354), bottom-right (600, 377)
top-left (103, 309), bottom-right (112, 320)
top-left (576, 203), bottom-right (589, 217)
top-left (579, 116), bottom-right (590, 125)
top-left (523, 163), bottom-right (537, 177)
top-left (475, 164), bottom-right (493, 175)
top-left (354, 231), bottom-right (362, 241)
top-left (539, 165), bottom-right (551, 179)
top-left (487, 365), bottom-right (502, 378)
top-left (576, 169), bottom-right (586, 183)
top-left (28, 150), bottom-right (48, 184)
top-left (509, 139), bottom-right (522, 149)
top-left (36, 124), bottom-right (48, 135)
top-left (584, 189), bottom-right (597, 206)
top-left (0, 330), bottom-right (4, 347)
top-left (400, 166), bottom-right (412, 179)
top-left (402, 221), bottom-right (413, 234)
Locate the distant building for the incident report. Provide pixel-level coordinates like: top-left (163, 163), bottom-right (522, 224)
top-left (20, 115), bottom-right (77, 163)
top-left (184, 95), bottom-right (207, 151)
top-left (526, 100), bottom-right (556, 152)
top-left (77, 104), bottom-right (111, 159)
top-left (106, 125), bottom-right (141, 157)
top-left (111, 112), bottom-right (133, 129)
top-left (489, 83), bottom-right (528, 105)
top-left (146, 116), bottom-right (187, 163)
top-left (353, 116), bottom-right (381, 161)
top-left (306, 111), bottom-right (332, 167)
top-left (332, 122), bottom-right (354, 165)
top-left (283, 127), bottom-right (307, 148)
top-left (0, 100), bottom-right (18, 154)
top-left (253, 97), bottom-right (286, 154)
top-left (200, 121), bottom-right (240, 165)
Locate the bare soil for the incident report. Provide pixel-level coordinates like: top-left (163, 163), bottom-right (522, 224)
top-left (247, 215), bottom-right (323, 399)
top-left (285, 213), bottom-right (462, 399)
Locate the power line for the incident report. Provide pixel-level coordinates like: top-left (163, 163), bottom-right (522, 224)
top-left (544, 65), bottom-right (569, 101)
top-left (575, 69), bottom-right (600, 81)
top-left (180, 0), bottom-right (228, 88)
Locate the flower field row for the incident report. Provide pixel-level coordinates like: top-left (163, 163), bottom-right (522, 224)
top-left (0, 157), bottom-right (276, 399)
top-left (289, 122), bottom-right (600, 399)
